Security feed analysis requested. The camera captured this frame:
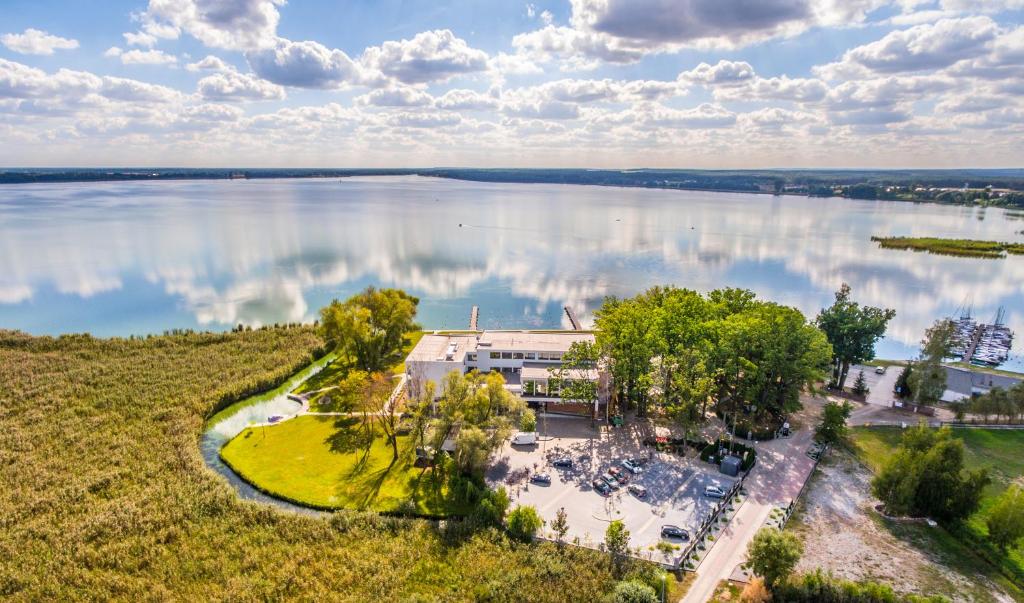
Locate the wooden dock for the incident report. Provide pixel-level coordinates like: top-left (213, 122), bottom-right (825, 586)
top-left (964, 326), bottom-right (983, 363)
top-left (563, 305), bottom-right (581, 330)
top-left (469, 305), bottom-right (479, 330)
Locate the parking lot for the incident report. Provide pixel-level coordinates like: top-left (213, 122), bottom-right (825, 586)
top-left (485, 416), bottom-right (738, 565)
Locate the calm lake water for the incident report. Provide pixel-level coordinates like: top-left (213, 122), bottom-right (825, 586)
top-left (2, 175), bottom-right (1022, 369)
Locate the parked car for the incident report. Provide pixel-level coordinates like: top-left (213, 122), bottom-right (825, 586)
top-left (629, 457), bottom-right (649, 466)
top-left (704, 484), bottom-right (727, 498)
top-left (601, 473), bottom-right (621, 490)
top-left (511, 432), bottom-right (537, 445)
top-left (627, 484), bottom-right (647, 498)
top-left (875, 365), bottom-right (887, 375)
top-left (552, 456), bottom-right (573, 468)
top-left (530, 473), bottom-right (551, 485)
top-left (661, 525), bottom-right (689, 540)
top-left (592, 478), bottom-right (611, 496)
top-left (607, 466), bottom-right (629, 484)
top-left (621, 459), bottom-right (643, 474)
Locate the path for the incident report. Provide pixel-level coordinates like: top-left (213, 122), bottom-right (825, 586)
top-left (681, 398), bottom-right (821, 603)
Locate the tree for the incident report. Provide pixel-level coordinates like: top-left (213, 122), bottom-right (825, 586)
top-left (506, 505), bottom-right (543, 542)
top-left (520, 408), bottom-right (537, 432)
top-left (815, 400), bottom-right (852, 445)
top-left (453, 426), bottom-right (491, 476)
top-left (851, 370), bottom-right (869, 397)
top-left (988, 485), bottom-right (1024, 551)
top-left (871, 424), bottom-right (990, 521)
top-left (550, 340), bottom-right (600, 407)
top-left (605, 520), bottom-right (631, 577)
top-left (815, 284), bottom-right (895, 391)
top-left (551, 506), bottom-right (569, 543)
top-left (746, 527), bottom-right (803, 590)
top-left (612, 580), bottom-right (658, 603)
top-left (363, 372), bottom-right (402, 462)
top-left (894, 363), bottom-right (913, 399)
top-left (908, 319), bottom-right (956, 406)
top-left (319, 287), bottom-right (421, 372)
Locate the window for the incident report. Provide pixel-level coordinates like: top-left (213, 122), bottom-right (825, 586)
top-left (513, 352), bottom-right (524, 360)
top-left (501, 352), bottom-right (513, 359)
top-left (490, 352), bottom-right (500, 359)
top-left (525, 352), bottom-right (536, 360)
top-left (467, 353), bottom-right (477, 361)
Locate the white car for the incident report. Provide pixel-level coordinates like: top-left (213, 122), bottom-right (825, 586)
top-left (704, 485), bottom-right (727, 498)
top-left (511, 432), bottom-right (537, 446)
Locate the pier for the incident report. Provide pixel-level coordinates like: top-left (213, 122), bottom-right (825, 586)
top-left (469, 305), bottom-right (479, 330)
top-left (564, 305), bottom-right (581, 330)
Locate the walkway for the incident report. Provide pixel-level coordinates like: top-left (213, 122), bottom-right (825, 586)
top-left (681, 398), bottom-right (821, 603)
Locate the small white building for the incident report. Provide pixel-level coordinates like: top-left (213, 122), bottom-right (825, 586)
top-left (404, 330), bottom-right (610, 418)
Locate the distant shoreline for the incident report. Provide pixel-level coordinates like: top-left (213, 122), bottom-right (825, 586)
top-left (2, 167), bottom-right (1023, 208)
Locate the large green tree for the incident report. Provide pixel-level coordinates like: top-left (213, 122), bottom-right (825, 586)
top-left (319, 287), bottom-right (421, 372)
top-left (746, 527), bottom-right (803, 590)
top-left (815, 400), bottom-right (853, 445)
top-left (604, 520), bottom-right (631, 577)
top-left (815, 284), bottom-right (895, 391)
top-left (871, 424), bottom-right (990, 521)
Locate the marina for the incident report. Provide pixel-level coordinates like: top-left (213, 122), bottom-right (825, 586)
top-left (951, 308), bottom-right (1014, 367)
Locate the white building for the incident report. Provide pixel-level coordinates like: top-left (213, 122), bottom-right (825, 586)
top-left (404, 330), bottom-right (610, 418)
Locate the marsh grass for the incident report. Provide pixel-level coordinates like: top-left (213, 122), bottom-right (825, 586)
top-left (871, 236), bottom-right (1024, 259)
top-left (0, 327), bottom-right (616, 601)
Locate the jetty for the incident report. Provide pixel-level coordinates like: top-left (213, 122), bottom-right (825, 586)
top-left (469, 305), bottom-right (479, 331)
top-left (564, 305), bottom-right (581, 331)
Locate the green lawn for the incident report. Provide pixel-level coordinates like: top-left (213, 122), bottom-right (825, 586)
top-left (293, 330), bottom-right (426, 396)
top-left (221, 414), bottom-right (460, 515)
top-left (850, 426), bottom-right (1024, 587)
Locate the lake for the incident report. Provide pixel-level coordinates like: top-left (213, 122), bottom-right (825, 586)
top-left (2, 175), bottom-right (1022, 369)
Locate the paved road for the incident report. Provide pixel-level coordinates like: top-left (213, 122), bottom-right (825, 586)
top-left (681, 398), bottom-right (821, 603)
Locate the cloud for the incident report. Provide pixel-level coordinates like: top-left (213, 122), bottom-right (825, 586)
top-left (435, 88), bottom-right (500, 111)
top-left (247, 38), bottom-right (369, 89)
top-left (360, 29), bottom-right (489, 84)
top-left (357, 87), bottom-right (434, 107)
top-left (197, 70), bottom-right (285, 101)
top-left (186, 55), bottom-right (231, 72)
top-left (514, 0), bottom-right (888, 68)
top-left (387, 111), bottom-right (462, 128)
top-left (815, 16), bottom-right (1000, 78)
top-left (1, 28), bottom-right (79, 55)
top-left (105, 47), bottom-right (179, 65)
top-left (138, 0), bottom-right (285, 50)
top-left (678, 60), bottom-right (755, 84)
top-left (716, 76), bottom-right (829, 102)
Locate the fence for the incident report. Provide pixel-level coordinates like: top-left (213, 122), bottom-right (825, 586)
top-left (776, 443), bottom-right (828, 530)
top-left (677, 471), bottom-right (748, 571)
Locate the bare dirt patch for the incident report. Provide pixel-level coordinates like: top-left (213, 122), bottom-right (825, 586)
top-left (787, 448), bottom-right (1017, 603)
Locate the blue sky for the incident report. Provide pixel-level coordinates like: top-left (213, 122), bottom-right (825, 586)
top-left (1, 0), bottom-right (1022, 168)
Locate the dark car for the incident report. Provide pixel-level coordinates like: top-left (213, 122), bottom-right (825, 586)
top-left (627, 484), bottom-right (648, 498)
top-left (661, 525), bottom-right (689, 540)
top-left (552, 456), bottom-right (573, 468)
top-left (592, 478), bottom-right (611, 496)
top-left (530, 473), bottom-right (552, 485)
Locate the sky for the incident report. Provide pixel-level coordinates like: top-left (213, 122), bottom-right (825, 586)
top-left (1, 0), bottom-right (1023, 168)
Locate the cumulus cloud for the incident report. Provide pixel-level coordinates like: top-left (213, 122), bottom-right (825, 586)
top-left (514, 0), bottom-right (888, 67)
top-left (197, 69), bottom-right (285, 101)
top-left (357, 87), bottom-right (434, 108)
top-left (435, 88), bottom-right (500, 111)
top-left (136, 0), bottom-right (285, 50)
top-left (815, 16), bottom-right (1000, 78)
top-left (247, 38), bottom-right (371, 89)
top-left (678, 60), bottom-right (755, 84)
top-left (186, 55), bottom-right (231, 72)
top-left (1, 28), bottom-right (79, 55)
top-left (105, 47), bottom-right (178, 65)
top-left (360, 29), bottom-right (489, 84)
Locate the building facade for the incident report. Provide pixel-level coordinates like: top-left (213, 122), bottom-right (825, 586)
top-left (404, 330), bottom-right (609, 418)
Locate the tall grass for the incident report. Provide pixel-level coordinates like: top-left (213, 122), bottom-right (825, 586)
top-left (0, 327), bottom-right (616, 601)
top-left (871, 236), bottom-right (1024, 259)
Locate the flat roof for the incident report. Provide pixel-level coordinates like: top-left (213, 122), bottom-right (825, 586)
top-left (477, 330), bottom-right (594, 352)
top-left (405, 334), bottom-right (477, 363)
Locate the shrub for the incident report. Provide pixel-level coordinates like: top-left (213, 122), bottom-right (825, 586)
top-left (612, 580), bottom-right (658, 603)
top-left (507, 505), bottom-right (544, 542)
top-left (520, 408), bottom-right (537, 432)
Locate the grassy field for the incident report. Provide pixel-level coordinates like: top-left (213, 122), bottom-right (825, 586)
top-left (850, 426), bottom-right (1024, 587)
top-left (871, 236), bottom-right (1024, 258)
top-left (221, 415), bottom-right (459, 515)
top-left (0, 327), bottom-right (620, 601)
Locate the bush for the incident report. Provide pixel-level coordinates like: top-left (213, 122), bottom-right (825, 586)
top-left (506, 505), bottom-right (544, 542)
top-left (777, 569), bottom-right (949, 602)
top-left (520, 408), bottom-right (537, 433)
top-left (612, 580), bottom-right (658, 603)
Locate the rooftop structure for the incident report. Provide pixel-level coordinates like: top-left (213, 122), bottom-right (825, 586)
top-left (405, 330), bottom-right (609, 418)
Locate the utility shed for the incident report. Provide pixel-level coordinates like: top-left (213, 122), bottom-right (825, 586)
top-left (720, 455), bottom-right (741, 477)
